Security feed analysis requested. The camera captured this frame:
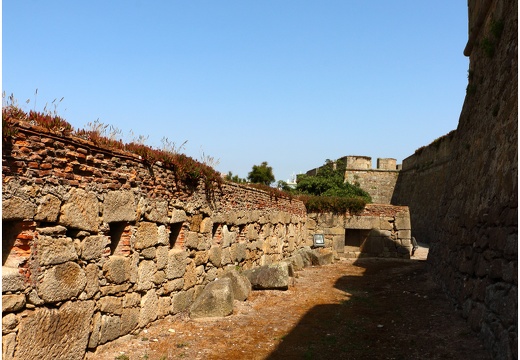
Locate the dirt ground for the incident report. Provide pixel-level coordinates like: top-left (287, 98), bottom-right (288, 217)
top-left (88, 244), bottom-right (491, 360)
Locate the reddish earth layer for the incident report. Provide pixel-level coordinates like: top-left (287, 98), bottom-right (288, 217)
top-left (89, 248), bottom-right (490, 360)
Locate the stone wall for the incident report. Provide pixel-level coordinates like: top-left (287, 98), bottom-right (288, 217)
top-left (307, 204), bottom-right (411, 259)
top-left (1, 124), bottom-right (308, 359)
top-left (392, 1), bottom-right (517, 358)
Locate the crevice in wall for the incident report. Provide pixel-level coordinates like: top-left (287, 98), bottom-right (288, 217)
top-left (2, 221), bottom-right (18, 266)
top-left (2, 220), bottom-right (34, 268)
top-left (109, 222), bottom-right (128, 255)
top-left (170, 222), bottom-right (183, 249)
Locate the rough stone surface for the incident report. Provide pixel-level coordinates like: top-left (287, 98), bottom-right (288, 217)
top-left (2, 267), bottom-right (26, 293)
top-left (2, 294), bottom-right (26, 313)
top-left (103, 190), bottom-right (136, 223)
top-left (59, 188), bottom-right (99, 232)
top-left (16, 300), bottom-right (94, 360)
top-left (35, 194), bottom-right (61, 222)
top-left (81, 235), bottom-right (109, 261)
top-left (2, 196), bottom-right (36, 220)
top-left (37, 235), bottom-right (78, 266)
top-left (134, 222), bottom-right (159, 250)
top-left (2, 332), bottom-right (17, 360)
top-left (189, 278), bottom-right (234, 319)
top-left (137, 260), bottom-right (156, 291)
top-left (2, 313), bottom-right (18, 334)
top-left (38, 261), bottom-right (87, 303)
top-left (99, 314), bottom-right (122, 345)
top-left (167, 249), bottom-right (187, 279)
top-left (139, 289), bottom-right (158, 327)
top-left (102, 256), bottom-right (130, 284)
top-left (221, 268), bottom-right (252, 301)
top-left (390, 2), bottom-right (518, 357)
top-left (283, 254), bottom-right (305, 271)
top-left (244, 262), bottom-right (290, 290)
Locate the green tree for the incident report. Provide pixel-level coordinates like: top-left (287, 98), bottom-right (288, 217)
top-left (296, 158), bottom-right (371, 202)
top-left (225, 171), bottom-right (246, 183)
top-left (248, 161), bottom-right (275, 186)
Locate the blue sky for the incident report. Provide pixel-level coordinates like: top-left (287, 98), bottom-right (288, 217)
top-left (3, 1), bottom-right (469, 182)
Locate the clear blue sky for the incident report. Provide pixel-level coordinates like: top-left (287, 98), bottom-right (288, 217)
top-left (3, 1), bottom-right (469, 183)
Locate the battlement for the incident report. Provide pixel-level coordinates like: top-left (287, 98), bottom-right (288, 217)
top-left (306, 156), bottom-right (400, 176)
top-left (340, 156), bottom-right (398, 171)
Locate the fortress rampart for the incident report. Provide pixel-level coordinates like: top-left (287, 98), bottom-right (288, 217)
top-left (392, 1), bottom-right (517, 358)
top-left (1, 123), bottom-right (411, 359)
top-left (1, 124), bottom-right (309, 359)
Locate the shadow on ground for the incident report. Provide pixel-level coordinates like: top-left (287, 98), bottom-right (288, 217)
top-left (265, 257), bottom-right (491, 360)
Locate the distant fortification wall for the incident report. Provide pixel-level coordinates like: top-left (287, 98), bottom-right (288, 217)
top-left (343, 156), bottom-right (399, 204)
top-left (392, 1), bottom-right (517, 358)
top-left (306, 156), bottom-right (400, 204)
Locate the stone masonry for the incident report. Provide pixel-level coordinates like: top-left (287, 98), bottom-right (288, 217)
top-left (1, 124), bottom-right (308, 359)
top-left (392, 1), bottom-right (517, 358)
top-left (1, 123), bottom-right (412, 359)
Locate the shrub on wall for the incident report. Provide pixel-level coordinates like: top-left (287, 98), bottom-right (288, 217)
top-left (1, 103), bottom-right (223, 193)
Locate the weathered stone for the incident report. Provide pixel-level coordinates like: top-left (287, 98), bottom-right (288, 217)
top-left (2, 267), bottom-right (26, 292)
top-left (103, 190), bottom-right (136, 223)
top-left (81, 235), bottom-right (109, 261)
top-left (102, 256), bottom-right (130, 285)
top-left (243, 262), bottom-right (290, 290)
top-left (200, 217), bottom-right (213, 234)
top-left (139, 289), bottom-right (158, 327)
top-left (189, 278), bottom-right (234, 319)
top-left (222, 225), bottom-right (236, 248)
top-left (99, 296), bottom-right (123, 315)
top-left (26, 289), bottom-right (44, 306)
top-left (38, 262), bottom-right (86, 303)
top-left (235, 242), bottom-right (247, 262)
top-left (157, 225), bottom-right (169, 245)
top-left (35, 194), bottom-right (61, 222)
top-left (121, 307), bottom-right (139, 335)
top-left (205, 267), bottom-right (218, 283)
top-left (141, 247), bottom-right (156, 259)
top-left (2, 196), bottom-right (36, 220)
top-left (37, 235), bottom-right (78, 266)
top-left (137, 260), bottom-right (156, 291)
top-left (283, 254), bottom-right (304, 271)
top-left (394, 213), bottom-right (411, 230)
top-left (208, 246), bottom-right (222, 267)
top-left (83, 263), bottom-right (99, 299)
top-left (158, 296), bottom-right (171, 318)
top-left (221, 268), bottom-right (252, 301)
top-left (156, 245), bottom-right (169, 270)
top-left (194, 250), bottom-right (209, 266)
top-left (123, 292), bottom-right (141, 308)
top-left (2, 294), bottom-right (26, 313)
top-left (183, 260), bottom-right (197, 290)
top-left (88, 311), bottom-right (101, 349)
top-left (99, 314), bottom-right (121, 344)
top-left (59, 188), bottom-right (99, 232)
top-left (36, 224), bottom-right (67, 235)
top-left (153, 270), bottom-right (166, 285)
top-left (170, 209), bottom-right (187, 223)
top-left (2, 313), bottom-right (18, 334)
top-left (164, 278), bottom-right (184, 294)
top-left (166, 249), bottom-right (187, 279)
top-left (16, 300), bottom-right (94, 360)
top-left (134, 222), bottom-right (159, 250)
top-left (145, 199), bottom-right (168, 223)
top-left (2, 332), bottom-right (16, 360)
top-left (171, 290), bottom-right (190, 314)
top-left (221, 247), bottom-right (233, 265)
